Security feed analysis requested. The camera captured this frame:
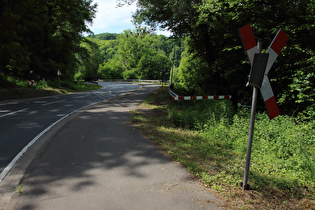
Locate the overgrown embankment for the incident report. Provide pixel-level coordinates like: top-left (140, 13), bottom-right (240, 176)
top-left (132, 86), bottom-right (314, 209)
top-left (0, 76), bottom-right (101, 100)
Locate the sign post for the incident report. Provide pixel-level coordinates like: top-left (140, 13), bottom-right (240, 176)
top-left (57, 70), bottom-right (61, 88)
top-left (239, 24), bottom-right (289, 190)
top-left (243, 39), bottom-right (265, 190)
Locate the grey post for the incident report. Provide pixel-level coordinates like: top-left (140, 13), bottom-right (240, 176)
top-left (242, 39), bottom-right (263, 190)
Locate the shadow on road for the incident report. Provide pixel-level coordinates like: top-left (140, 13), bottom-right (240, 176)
top-left (2, 84), bottom-right (222, 209)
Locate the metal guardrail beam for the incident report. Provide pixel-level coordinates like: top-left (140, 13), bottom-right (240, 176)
top-left (101, 79), bottom-right (169, 83)
top-left (168, 87), bottom-right (231, 101)
top-left (168, 88), bottom-right (178, 98)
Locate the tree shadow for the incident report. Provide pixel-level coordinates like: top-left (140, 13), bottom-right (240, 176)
top-left (12, 84), bottom-right (195, 208)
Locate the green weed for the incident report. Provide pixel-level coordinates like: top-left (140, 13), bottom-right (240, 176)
top-left (0, 76), bottom-right (101, 100)
top-left (132, 86), bottom-right (315, 208)
top-left (15, 184), bottom-right (24, 195)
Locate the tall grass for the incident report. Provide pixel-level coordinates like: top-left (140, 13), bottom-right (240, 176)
top-left (167, 99), bottom-right (314, 197)
top-left (132, 87), bottom-right (314, 208)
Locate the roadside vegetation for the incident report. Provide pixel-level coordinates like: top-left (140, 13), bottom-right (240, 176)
top-left (132, 86), bottom-right (315, 209)
top-left (0, 76), bottom-right (100, 100)
top-left (1, 1), bottom-right (314, 208)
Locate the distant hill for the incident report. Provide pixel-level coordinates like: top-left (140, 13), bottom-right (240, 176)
top-left (87, 33), bottom-right (119, 40)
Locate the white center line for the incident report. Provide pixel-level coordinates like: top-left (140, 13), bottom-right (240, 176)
top-left (42, 99), bottom-right (66, 106)
top-left (0, 108), bottom-right (29, 119)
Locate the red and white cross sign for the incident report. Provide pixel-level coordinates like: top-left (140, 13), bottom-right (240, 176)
top-left (239, 25), bottom-right (289, 119)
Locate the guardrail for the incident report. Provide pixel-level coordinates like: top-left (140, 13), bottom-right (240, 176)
top-left (171, 95), bottom-right (232, 100)
top-left (168, 88), bottom-right (178, 98)
top-left (101, 79), bottom-right (169, 84)
top-left (168, 87), bottom-right (231, 101)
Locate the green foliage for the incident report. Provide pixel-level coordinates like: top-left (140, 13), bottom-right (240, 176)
top-left (78, 39), bottom-right (103, 81)
top-left (87, 33), bottom-right (119, 40)
top-left (15, 184), bottom-right (24, 196)
top-left (133, 87), bottom-right (315, 208)
top-left (136, 52), bottom-right (171, 80)
top-left (0, 0), bottom-right (97, 81)
top-left (130, 0), bottom-right (314, 116)
top-left (169, 100), bottom-right (234, 130)
top-left (168, 100), bottom-right (314, 192)
top-left (176, 50), bottom-right (207, 95)
top-left (98, 60), bottom-right (124, 79)
top-left (0, 75), bottom-right (100, 100)
top-left (88, 29), bottom-right (181, 80)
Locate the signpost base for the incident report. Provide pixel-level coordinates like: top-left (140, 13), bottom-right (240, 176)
top-left (242, 86), bottom-right (259, 190)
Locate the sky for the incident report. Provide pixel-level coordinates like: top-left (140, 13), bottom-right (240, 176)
top-left (87, 0), bottom-right (171, 36)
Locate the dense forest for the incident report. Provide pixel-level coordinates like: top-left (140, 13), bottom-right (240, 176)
top-left (0, 0), bottom-right (97, 82)
top-left (1, 0), bottom-right (314, 117)
top-left (79, 31), bottom-right (184, 82)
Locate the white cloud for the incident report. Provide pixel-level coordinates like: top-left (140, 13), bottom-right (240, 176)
top-left (88, 0), bottom-right (136, 34)
top-left (87, 0), bottom-right (171, 36)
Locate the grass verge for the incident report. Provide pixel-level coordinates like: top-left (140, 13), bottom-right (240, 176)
top-left (0, 79), bottom-right (101, 100)
top-left (131, 86), bottom-right (315, 209)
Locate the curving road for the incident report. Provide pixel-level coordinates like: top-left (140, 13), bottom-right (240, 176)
top-left (0, 82), bottom-right (140, 176)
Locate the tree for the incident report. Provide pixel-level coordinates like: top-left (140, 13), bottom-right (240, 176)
top-left (136, 51), bottom-right (171, 80)
top-left (0, 0), bottom-right (97, 82)
top-left (114, 29), bottom-right (173, 79)
top-left (123, 0), bottom-right (314, 115)
top-left (78, 40), bottom-right (102, 81)
top-left (98, 59), bottom-right (124, 79)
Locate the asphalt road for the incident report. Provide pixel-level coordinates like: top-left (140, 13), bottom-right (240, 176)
top-left (0, 82), bottom-right (140, 176)
top-left (0, 83), bottom-right (222, 209)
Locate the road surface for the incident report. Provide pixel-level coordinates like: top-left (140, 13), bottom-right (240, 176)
top-left (0, 82), bottom-right (140, 176)
top-left (0, 83), bottom-right (223, 209)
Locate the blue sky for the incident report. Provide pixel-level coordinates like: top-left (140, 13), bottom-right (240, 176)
top-left (87, 0), bottom-right (171, 36)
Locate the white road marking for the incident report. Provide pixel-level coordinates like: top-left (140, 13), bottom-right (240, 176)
top-left (42, 99), bottom-right (66, 106)
top-left (0, 108), bottom-right (29, 119)
top-left (0, 101), bottom-right (101, 183)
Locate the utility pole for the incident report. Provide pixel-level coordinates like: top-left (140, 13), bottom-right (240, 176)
top-left (170, 43), bottom-right (176, 86)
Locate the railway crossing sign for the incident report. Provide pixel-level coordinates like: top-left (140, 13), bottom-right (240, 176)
top-left (239, 24), bottom-right (289, 119)
top-left (239, 24), bottom-right (289, 190)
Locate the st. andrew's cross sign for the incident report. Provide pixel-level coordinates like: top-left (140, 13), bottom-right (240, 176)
top-left (239, 24), bottom-right (289, 190)
top-left (239, 24), bottom-right (289, 119)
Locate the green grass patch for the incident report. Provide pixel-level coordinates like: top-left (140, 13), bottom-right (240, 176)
top-left (132, 86), bottom-right (315, 209)
top-left (0, 76), bottom-right (101, 100)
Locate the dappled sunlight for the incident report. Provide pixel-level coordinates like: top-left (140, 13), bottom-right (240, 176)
top-left (7, 84), bottom-right (212, 208)
top-left (16, 101), bottom-right (187, 207)
top-left (0, 85), bottom-right (224, 209)
top-left (131, 87), bottom-right (315, 209)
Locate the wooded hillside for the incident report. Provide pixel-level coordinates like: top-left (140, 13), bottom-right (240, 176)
top-left (1, 0), bottom-right (313, 117)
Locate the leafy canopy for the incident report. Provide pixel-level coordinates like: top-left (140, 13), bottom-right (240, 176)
top-left (121, 0), bottom-right (314, 115)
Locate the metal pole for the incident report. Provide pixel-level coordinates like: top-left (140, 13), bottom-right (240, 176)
top-left (170, 44), bottom-right (175, 86)
top-left (242, 86), bottom-right (258, 189)
top-left (242, 39), bottom-right (263, 190)
top-left (58, 75), bottom-right (60, 89)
